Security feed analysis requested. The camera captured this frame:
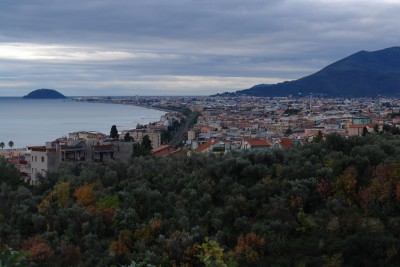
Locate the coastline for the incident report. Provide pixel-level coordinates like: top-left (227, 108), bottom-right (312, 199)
top-left (123, 103), bottom-right (178, 113)
top-left (0, 98), bottom-right (167, 149)
top-left (72, 97), bottom-right (178, 113)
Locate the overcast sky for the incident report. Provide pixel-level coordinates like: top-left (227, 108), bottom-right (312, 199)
top-left (0, 0), bottom-right (399, 96)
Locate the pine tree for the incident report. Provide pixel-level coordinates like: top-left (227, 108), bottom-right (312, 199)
top-left (110, 125), bottom-right (119, 138)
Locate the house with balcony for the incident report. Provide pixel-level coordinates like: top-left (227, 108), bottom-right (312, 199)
top-left (60, 140), bottom-right (87, 162)
top-left (92, 144), bottom-right (115, 162)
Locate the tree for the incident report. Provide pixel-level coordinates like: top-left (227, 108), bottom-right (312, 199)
top-left (0, 249), bottom-right (26, 267)
top-left (22, 236), bottom-right (55, 266)
top-left (0, 157), bottom-right (24, 188)
top-left (74, 183), bottom-right (96, 206)
top-left (0, 142), bottom-right (4, 150)
top-left (51, 181), bottom-right (71, 207)
top-left (285, 126), bottom-right (292, 136)
top-left (110, 125), bottom-right (119, 138)
top-left (335, 166), bottom-right (357, 205)
top-left (141, 135), bottom-right (152, 151)
top-left (109, 230), bottom-right (133, 257)
top-left (8, 141), bottom-right (14, 150)
top-left (382, 124), bottom-right (392, 134)
top-left (362, 126), bottom-right (369, 136)
top-left (373, 124), bottom-right (380, 134)
top-left (123, 132), bottom-right (133, 142)
top-left (313, 130), bottom-right (323, 143)
top-left (60, 241), bottom-right (82, 267)
top-left (325, 132), bottom-right (344, 152)
top-left (391, 126), bottom-right (400, 135)
top-left (235, 233), bottom-right (265, 263)
top-left (197, 238), bottom-right (228, 267)
top-left (135, 135), bottom-right (153, 157)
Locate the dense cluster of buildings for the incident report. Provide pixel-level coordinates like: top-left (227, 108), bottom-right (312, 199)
top-left (3, 96), bottom-right (400, 184)
top-left (184, 96), bottom-right (399, 153)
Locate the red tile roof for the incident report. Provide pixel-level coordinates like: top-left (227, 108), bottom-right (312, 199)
top-left (348, 123), bottom-right (375, 128)
top-left (29, 146), bottom-right (46, 152)
top-left (152, 145), bottom-right (177, 157)
top-left (29, 146), bottom-right (55, 152)
top-left (149, 125), bottom-right (167, 130)
top-left (195, 139), bottom-right (216, 152)
top-left (279, 138), bottom-right (293, 149)
top-left (151, 144), bottom-right (171, 153)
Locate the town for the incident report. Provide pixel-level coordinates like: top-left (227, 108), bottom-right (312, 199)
top-left (2, 95), bottom-right (400, 184)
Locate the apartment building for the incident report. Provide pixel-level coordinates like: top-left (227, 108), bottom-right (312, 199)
top-left (27, 136), bottom-right (134, 183)
top-left (120, 129), bottom-right (162, 149)
top-left (30, 144), bottom-right (58, 183)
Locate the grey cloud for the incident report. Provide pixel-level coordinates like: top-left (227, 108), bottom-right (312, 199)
top-left (0, 0), bottom-right (399, 95)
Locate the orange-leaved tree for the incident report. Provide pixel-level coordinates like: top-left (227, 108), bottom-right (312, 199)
top-left (21, 236), bottom-right (55, 266)
top-left (235, 232), bottom-right (265, 263)
top-left (74, 183), bottom-right (96, 206)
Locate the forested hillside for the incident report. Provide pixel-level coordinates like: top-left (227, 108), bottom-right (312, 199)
top-left (2, 134), bottom-right (400, 266)
top-left (238, 47), bottom-right (400, 97)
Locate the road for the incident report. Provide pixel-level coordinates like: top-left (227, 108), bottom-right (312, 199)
top-left (169, 112), bottom-right (198, 148)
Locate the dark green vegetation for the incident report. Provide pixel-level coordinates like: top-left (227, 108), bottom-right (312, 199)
top-left (238, 47), bottom-right (400, 97)
top-left (2, 134), bottom-right (400, 266)
top-left (23, 89), bottom-right (67, 99)
top-left (110, 125), bottom-right (119, 139)
top-left (134, 134), bottom-right (153, 157)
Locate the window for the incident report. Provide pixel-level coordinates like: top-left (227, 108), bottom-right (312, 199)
top-left (35, 156), bottom-right (37, 162)
top-left (41, 156), bottom-right (44, 162)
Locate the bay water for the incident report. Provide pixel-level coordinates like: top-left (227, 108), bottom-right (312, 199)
top-left (0, 97), bottom-right (166, 149)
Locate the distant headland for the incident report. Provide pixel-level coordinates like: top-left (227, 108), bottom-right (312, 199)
top-left (23, 89), bottom-right (67, 99)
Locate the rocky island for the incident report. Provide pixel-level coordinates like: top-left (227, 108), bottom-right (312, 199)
top-left (23, 88), bottom-right (67, 99)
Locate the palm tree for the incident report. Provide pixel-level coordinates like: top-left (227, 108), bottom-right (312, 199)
top-left (8, 141), bottom-right (14, 150)
top-left (0, 142), bottom-right (4, 150)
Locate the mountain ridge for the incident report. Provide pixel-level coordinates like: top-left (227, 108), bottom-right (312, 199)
top-left (236, 47), bottom-right (400, 97)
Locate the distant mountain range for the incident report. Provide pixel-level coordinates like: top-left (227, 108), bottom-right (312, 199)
top-left (23, 89), bottom-right (66, 99)
top-left (236, 47), bottom-right (400, 97)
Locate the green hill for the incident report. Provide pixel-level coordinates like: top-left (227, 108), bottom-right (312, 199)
top-left (23, 88), bottom-right (67, 99)
top-left (238, 47), bottom-right (400, 97)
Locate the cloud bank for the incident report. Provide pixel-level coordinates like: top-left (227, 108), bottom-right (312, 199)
top-left (0, 0), bottom-right (399, 96)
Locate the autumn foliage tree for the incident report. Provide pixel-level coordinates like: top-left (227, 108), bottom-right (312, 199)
top-left (21, 236), bottom-right (55, 266)
top-left (109, 229), bottom-right (133, 257)
top-left (73, 183), bottom-right (96, 206)
top-left (368, 164), bottom-right (400, 211)
top-left (335, 166), bottom-right (357, 205)
top-left (235, 233), bottom-right (265, 263)
top-left (52, 181), bottom-right (71, 207)
top-left (316, 179), bottom-right (332, 202)
top-left (60, 241), bottom-right (81, 267)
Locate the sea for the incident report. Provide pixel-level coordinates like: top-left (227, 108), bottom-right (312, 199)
top-left (0, 97), bottom-right (166, 149)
